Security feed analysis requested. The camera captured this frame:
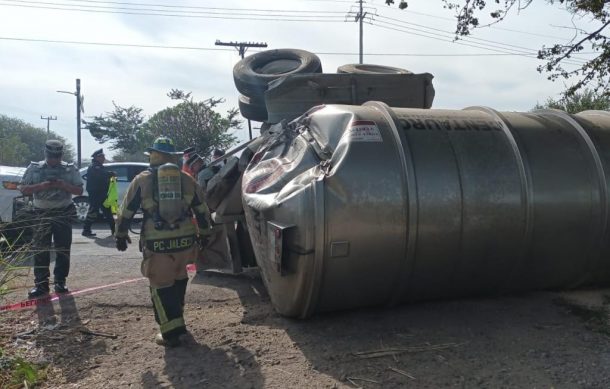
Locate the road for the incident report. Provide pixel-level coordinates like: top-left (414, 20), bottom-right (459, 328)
top-left (1, 225), bottom-right (610, 388)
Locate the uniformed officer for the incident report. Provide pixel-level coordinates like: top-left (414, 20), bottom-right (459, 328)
top-left (82, 148), bottom-right (115, 237)
top-left (114, 136), bottom-right (213, 347)
top-left (19, 140), bottom-right (84, 298)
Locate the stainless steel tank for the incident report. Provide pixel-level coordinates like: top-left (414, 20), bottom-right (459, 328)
top-left (241, 103), bottom-right (610, 318)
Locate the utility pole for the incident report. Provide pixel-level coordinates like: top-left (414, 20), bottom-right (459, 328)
top-left (76, 79), bottom-right (82, 168)
top-left (355, 0), bottom-right (367, 64)
top-left (40, 115), bottom-right (57, 139)
top-left (57, 78), bottom-right (84, 168)
top-left (215, 40), bottom-right (268, 140)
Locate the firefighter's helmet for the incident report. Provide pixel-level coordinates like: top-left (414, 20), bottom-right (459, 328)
top-left (145, 136), bottom-right (184, 156)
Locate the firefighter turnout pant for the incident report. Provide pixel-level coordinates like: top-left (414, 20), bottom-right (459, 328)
top-left (141, 244), bottom-right (197, 340)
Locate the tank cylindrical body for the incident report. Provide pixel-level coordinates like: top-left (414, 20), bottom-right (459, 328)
top-left (156, 163), bottom-right (183, 224)
top-left (242, 103), bottom-right (610, 318)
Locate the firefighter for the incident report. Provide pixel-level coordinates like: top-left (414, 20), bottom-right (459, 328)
top-left (82, 149), bottom-right (115, 237)
top-left (114, 137), bottom-right (213, 347)
top-left (19, 140), bottom-right (84, 298)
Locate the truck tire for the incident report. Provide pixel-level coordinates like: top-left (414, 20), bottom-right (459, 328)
top-left (233, 49), bottom-right (322, 100)
top-left (238, 94), bottom-right (268, 122)
top-left (337, 63), bottom-right (412, 74)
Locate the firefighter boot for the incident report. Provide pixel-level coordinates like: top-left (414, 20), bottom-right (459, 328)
top-left (175, 278), bottom-right (188, 314)
top-left (154, 333), bottom-right (181, 347)
top-left (150, 284), bottom-right (186, 345)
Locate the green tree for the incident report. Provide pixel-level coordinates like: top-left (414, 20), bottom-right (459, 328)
top-left (111, 150), bottom-right (148, 163)
top-left (385, 1), bottom-right (609, 97)
top-left (83, 103), bottom-right (147, 155)
top-left (533, 89), bottom-right (610, 113)
top-left (144, 90), bottom-right (240, 159)
top-left (0, 115), bottom-right (75, 166)
top-left (85, 90), bottom-right (240, 160)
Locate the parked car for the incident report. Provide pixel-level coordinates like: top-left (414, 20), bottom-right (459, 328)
top-left (0, 165), bottom-right (27, 223)
top-left (74, 162), bottom-right (148, 223)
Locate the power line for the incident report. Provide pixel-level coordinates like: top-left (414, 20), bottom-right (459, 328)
top-left (54, 0), bottom-right (349, 13)
top-left (0, 36), bottom-right (593, 59)
top-left (0, 36), bottom-right (240, 50)
top-left (0, 1), bottom-right (347, 21)
top-left (375, 14), bottom-right (548, 56)
top-left (0, 0), bottom-right (345, 16)
top-left (372, 0), bottom-right (574, 41)
top-left (370, 21), bottom-right (586, 67)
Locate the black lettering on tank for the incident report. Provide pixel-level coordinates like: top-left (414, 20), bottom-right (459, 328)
top-left (465, 120), bottom-right (480, 131)
top-left (424, 119), bottom-right (442, 130)
top-left (410, 119), bottom-right (426, 130)
top-left (491, 121), bottom-right (504, 131)
top-left (452, 120), bottom-right (468, 131)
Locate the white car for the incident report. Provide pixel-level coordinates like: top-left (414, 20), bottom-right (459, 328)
top-left (74, 162), bottom-right (148, 222)
top-left (0, 165), bottom-right (28, 223)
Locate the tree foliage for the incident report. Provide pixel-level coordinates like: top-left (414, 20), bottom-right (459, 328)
top-left (533, 89), bottom-right (610, 113)
top-left (83, 103), bottom-right (146, 155)
top-left (84, 90), bottom-right (240, 161)
top-left (0, 115), bottom-right (75, 166)
top-left (385, 0), bottom-right (610, 97)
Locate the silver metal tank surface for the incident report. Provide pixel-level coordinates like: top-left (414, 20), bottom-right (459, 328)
top-left (241, 103), bottom-right (610, 318)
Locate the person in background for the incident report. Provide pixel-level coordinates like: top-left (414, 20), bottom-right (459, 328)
top-left (82, 149), bottom-right (115, 237)
top-left (19, 140), bottom-right (83, 298)
top-left (185, 153), bottom-right (204, 179)
top-left (181, 147), bottom-right (196, 176)
top-left (114, 136), bottom-right (213, 347)
top-left (211, 148), bottom-right (225, 174)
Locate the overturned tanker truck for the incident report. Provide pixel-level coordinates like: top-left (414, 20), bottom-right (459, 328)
top-left (224, 48), bottom-right (610, 318)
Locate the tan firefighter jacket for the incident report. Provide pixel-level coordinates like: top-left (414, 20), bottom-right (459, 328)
top-left (115, 168), bottom-right (213, 253)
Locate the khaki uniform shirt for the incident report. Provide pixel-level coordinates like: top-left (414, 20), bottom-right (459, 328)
top-left (20, 161), bottom-right (83, 209)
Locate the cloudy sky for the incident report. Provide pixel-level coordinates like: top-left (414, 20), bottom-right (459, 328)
top-left (0, 0), bottom-right (594, 162)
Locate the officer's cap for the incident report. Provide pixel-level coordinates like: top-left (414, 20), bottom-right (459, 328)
top-left (45, 139), bottom-right (64, 158)
top-left (144, 136), bottom-right (183, 156)
top-left (91, 148), bottom-right (104, 158)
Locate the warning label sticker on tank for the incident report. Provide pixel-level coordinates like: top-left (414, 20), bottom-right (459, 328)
top-left (345, 120), bottom-right (383, 142)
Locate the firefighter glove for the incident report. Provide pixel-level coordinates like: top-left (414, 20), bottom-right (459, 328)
top-left (116, 235), bottom-right (131, 251)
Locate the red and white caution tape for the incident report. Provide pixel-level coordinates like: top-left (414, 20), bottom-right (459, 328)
top-left (0, 277), bottom-right (146, 313)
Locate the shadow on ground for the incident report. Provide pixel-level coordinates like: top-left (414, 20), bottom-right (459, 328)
top-left (140, 331), bottom-right (263, 389)
top-left (195, 270), bottom-right (610, 388)
top-left (34, 294), bottom-right (108, 385)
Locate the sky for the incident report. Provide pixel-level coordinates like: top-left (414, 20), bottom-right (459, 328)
top-left (0, 0), bottom-right (596, 164)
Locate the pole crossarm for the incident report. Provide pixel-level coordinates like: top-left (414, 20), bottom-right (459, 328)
top-left (215, 39), bottom-right (268, 140)
top-left (215, 40), bottom-right (268, 58)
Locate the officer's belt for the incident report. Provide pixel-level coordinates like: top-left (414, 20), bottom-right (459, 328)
top-left (145, 236), bottom-right (194, 253)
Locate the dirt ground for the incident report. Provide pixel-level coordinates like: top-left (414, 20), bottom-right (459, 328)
top-left (2, 226), bottom-right (610, 388)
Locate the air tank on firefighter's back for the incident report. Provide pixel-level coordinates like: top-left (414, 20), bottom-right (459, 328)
top-left (241, 103), bottom-right (610, 318)
top-left (156, 163), bottom-right (183, 225)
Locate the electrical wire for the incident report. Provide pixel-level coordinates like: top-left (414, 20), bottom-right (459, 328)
top-left (371, 0), bottom-right (576, 41)
top-left (370, 21), bottom-right (586, 66)
top-left (0, 36), bottom-right (594, 60)
top-left (52, 0), bottom-right (349, 13)
top-left (0, 1), bottom-right (347, 21)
